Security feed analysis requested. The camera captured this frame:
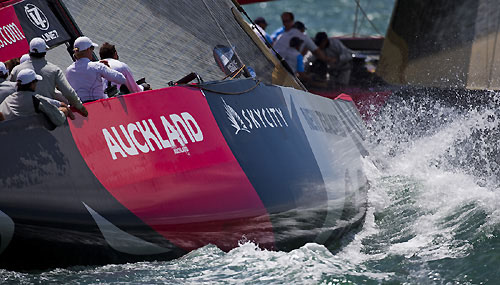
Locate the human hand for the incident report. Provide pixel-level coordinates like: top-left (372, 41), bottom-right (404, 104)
top-left (142, 83), bottom-right (152, 91)
top-left (327, 56), bottom-right (338, 66)
top-left (59, 106), bottom-right (76, 120)
top-left (99, 60), bottom-right (110, 67)
top-left (77, 105), bottom-right (89, 117)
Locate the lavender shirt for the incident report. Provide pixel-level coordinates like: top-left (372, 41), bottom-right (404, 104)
top-left (66, 58), bottom-right (126, 102)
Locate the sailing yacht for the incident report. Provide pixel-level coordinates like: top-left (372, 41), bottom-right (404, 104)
top-left (0, 0), bottom-right (369, 269)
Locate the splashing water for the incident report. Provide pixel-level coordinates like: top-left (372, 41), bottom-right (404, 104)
top-left (361, 89), bottom-right (500, 283)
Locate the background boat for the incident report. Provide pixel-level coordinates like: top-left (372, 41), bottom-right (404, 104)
top-left (240, 0), bottom-right (396, 121)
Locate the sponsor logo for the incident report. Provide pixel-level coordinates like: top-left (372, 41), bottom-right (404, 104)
top-left (24, 4), bottom-right (61, 42)
top-left (25, 4), bottom-right (49, 30)
top-left (102, 112), bottom-right (203, 160)
top-left (222, 99), bottom-right (288, 134)
top-left (213, 45), bottom-right (245, 78)
top-left (41, 29), bottom-right (59, 42)
top-left (0, 22), bottom-right (25, 49)
top-left (300, 107), bottom-right (346, 137)
top-left (227, 60), bottom-right (238, 73)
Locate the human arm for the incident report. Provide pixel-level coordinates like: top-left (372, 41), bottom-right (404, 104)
top-left (296, 53), bottom-right (311, 81)
top-left (97, 63), bottom-right (126, 85)
top-left (312, 48), bottom-right (338, 66)
top-left (38, 96), bottom-right (75, 120)
top-left (271, 27), bottom-right (284, 42)
top-left (120, 63), bottom-right (142, 93)
top-left (300, 35), bottom-right (337, 65)
top-left (53, 89), bottom-right (69, 105)
top-left (33, 95), bottom-right (67, 126)
top-left (329, 39), bottom-right (353, 65)
top-left (296, 54), bottom-right (305, 73)
top-left (57, 102), bottom-right (75, 120)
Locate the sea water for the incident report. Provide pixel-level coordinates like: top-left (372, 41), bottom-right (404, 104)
top-left (6, 0), bottom-right (500, 284)
top-left (242, 0), bottom-right (395, 38)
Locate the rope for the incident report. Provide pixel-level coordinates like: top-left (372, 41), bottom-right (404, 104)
top-left (231, 64), bottom-right (245, 79)
top-left (221, 64), bottom-right (246, 80)
top-left (353, 0), bottom-right (382, 36)
top-left (353, 4), bottom-right (359, 37)
top-left (231, 1), bottom-right (277, 52)
top-left (189, 80), bottom-right (261, 95)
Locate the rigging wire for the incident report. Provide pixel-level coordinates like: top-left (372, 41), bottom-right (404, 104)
top-left (353, 3), bottom-right (359, 37)
top-left (353, 0), bottom-right (382, 36)
top-left (229, 0), bottom-right (308, 90)
top-left (202, 0), bottom-right (305, 91)
top-left (190, 80), bottom-right (261, 95)
top-left (221, 64), bottom-right (247, 80)
top-left (201, 0), bottom-right (250, 77)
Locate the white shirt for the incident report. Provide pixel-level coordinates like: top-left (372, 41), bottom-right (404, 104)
top-left (251, 24), bottom-right (272, 46)
top-left (281, 47), bottom-right (304, 73)
top-left (65, 58), bottom-right (126, 102)
top-left (273, 28), bottom-right (317, 56)
top-left (102, 58), bottom-right (142, 93)
top-left (325, 38), bottom-right (353, 66)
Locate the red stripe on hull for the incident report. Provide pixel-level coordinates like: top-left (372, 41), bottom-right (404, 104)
top-left (334, 93), bottom-right (354, 101)
top-left (68, 87), bottom-right (274, 251)
top-left (316, 88), bottom-right (391, 121)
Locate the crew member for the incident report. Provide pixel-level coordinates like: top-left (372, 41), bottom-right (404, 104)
top-left (281, 37), bottom-right (303, 73)
top-left (274, 21), bottom-right (336, 70)
top-left (271, 12), bottom-right (295, 42)
top-left (0, 69), bottom-right (69, 125)
top-left (99, 42), bottom-right (145, 94)
top-left (307, 32), bottom-right (353, 86)
top-left (252, 17), bottom-right (273, 45)
top-left (0, 62), bottom-right (16, 104)
top-left (10, 38), bottom-right (88, 117)
top-left (66, 36), bottom-right (126, 103)
top-left (4, 58), bottom-right (19, 74)
top-left (19, 54), bottom-right (30, 64)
